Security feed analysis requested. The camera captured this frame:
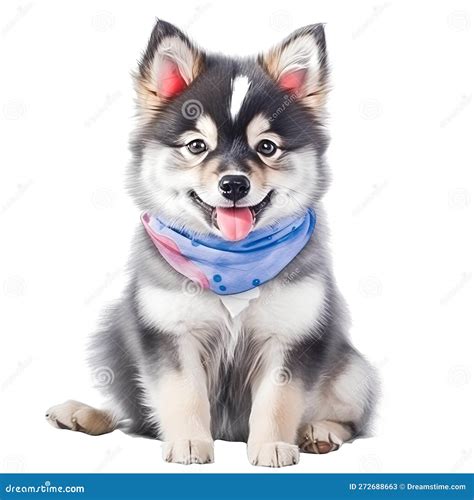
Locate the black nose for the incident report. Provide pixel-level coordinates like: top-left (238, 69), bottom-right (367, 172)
top-left (219, 175), bottom-right (250, 202)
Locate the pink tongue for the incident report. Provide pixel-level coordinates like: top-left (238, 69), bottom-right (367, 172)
top-left (215, 207), bottom-right (254, 241)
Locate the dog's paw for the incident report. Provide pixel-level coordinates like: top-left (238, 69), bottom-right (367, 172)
top-left (247, 441), bottom-right (299, 467)
top-left (162, 439), bottom-right (214, 465)
top-left (45, 400), bottom-right (115, 436)
top-left (298, 420), bottom-right (350, 454)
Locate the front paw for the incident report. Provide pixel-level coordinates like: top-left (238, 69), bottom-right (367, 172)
top-left (162, 439), bottom-right (214, 465)
top-left (248, 441), bottom-right (299, 467)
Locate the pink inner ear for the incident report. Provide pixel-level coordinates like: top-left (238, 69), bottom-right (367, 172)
top-left (156, 58), bottom-right (187, 98)
top-left (278, 68), bottom-right (307, 96)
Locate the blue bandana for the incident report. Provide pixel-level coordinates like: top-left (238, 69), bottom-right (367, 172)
top-left (141, 209), bottom-right (316, 295)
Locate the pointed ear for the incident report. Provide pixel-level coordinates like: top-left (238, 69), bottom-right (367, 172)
top-left (134, 20), bottom-right (204, 115)
top-left (259, 24), bottom-right (329, 111)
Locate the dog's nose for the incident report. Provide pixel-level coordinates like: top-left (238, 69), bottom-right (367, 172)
top-left (219, 175), bottom-right (250, 202)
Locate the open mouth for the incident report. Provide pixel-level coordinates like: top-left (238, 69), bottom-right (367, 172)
top-left (190, 191), bottom-right (273, 241)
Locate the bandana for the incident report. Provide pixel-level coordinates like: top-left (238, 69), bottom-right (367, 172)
top-left (141, 209), bottom-right (316, 296)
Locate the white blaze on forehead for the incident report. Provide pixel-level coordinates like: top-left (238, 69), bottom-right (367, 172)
top-left (230, 75), bottom-right (250, 119)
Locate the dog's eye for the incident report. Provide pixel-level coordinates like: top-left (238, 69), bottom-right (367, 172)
top-left (256, 139), bottom-right (277, 157)
top-left (187, 139), bottom-right (207, 155)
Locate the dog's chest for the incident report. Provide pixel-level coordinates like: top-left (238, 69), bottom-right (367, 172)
top-left (137, 276), bottom-right (326, 341)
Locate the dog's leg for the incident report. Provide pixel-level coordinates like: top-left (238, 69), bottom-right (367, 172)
top-left (247, 373), bottom-right (304, 467)
top-left (150, 364), bottom-right (214, 465)
top-left (299, 351), bottom-right (378, 453)
top-left (45, 400), bottom-right (116, 435)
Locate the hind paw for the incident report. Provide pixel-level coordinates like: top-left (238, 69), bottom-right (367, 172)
top-left (45, 400), bottom-right (114, 436)
top-left (298, 420), bottom-right (351, 454)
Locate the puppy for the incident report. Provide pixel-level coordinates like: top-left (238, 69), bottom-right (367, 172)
top-left (46, 20), bottom-right (379, 467)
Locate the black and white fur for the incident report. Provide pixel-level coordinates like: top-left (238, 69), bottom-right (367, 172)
top-left (46, 20), bottom-right (379, 467)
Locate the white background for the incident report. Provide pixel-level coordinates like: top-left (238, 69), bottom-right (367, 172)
top-left (0, 0), bottom-right (472, 474)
